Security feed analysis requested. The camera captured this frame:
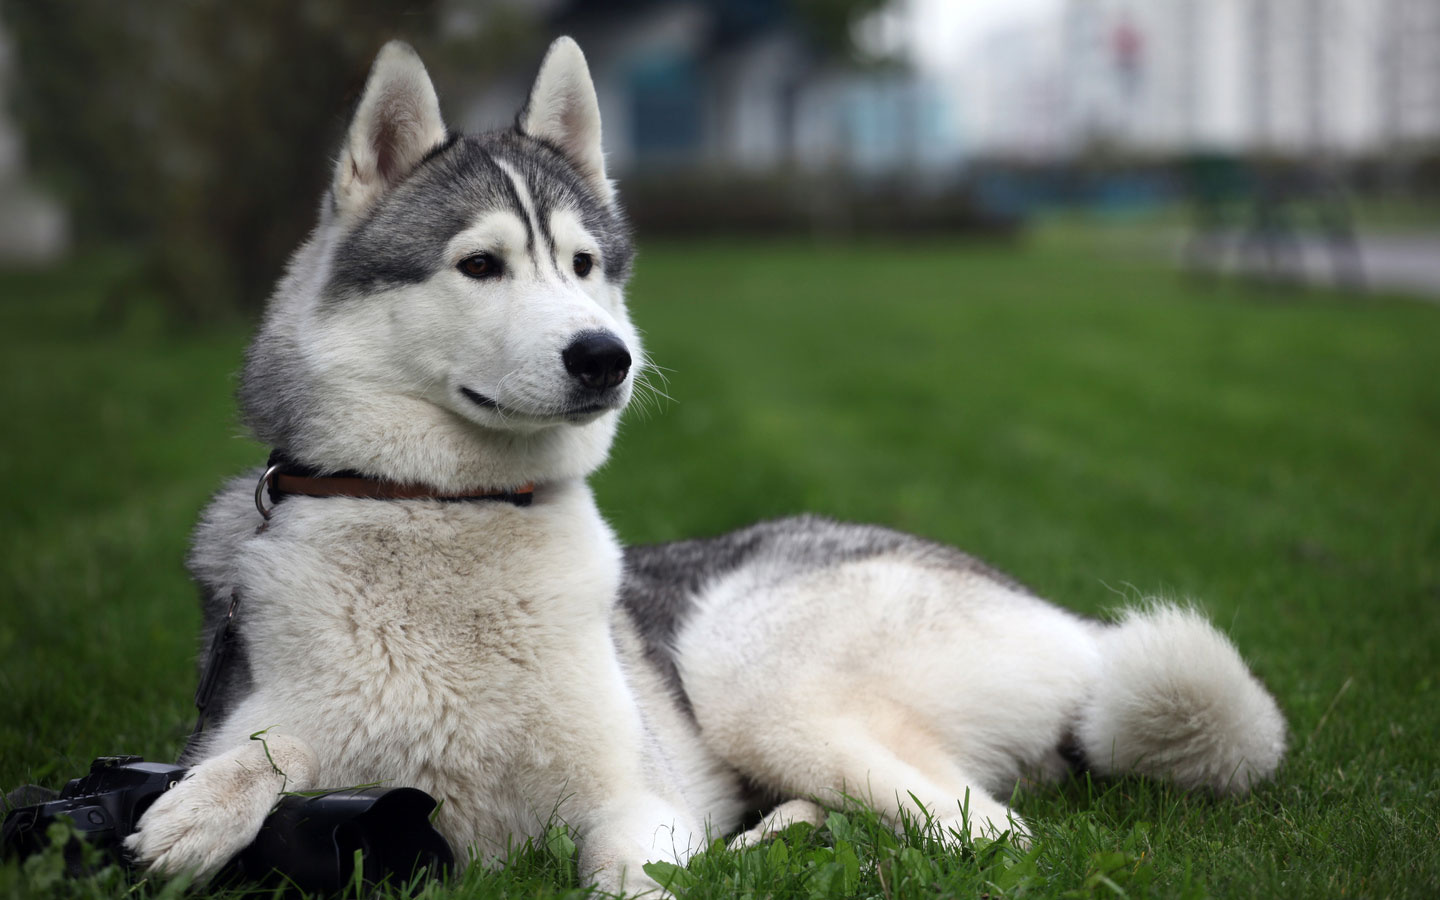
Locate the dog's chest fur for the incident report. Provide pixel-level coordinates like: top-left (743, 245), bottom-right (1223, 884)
top-left (201, 479), bottom-right (636, 855)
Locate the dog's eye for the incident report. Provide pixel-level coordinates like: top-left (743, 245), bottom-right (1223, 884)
top-left (458, 254), bottom-right (502, 279)
top-left (573, 252), bottom-right (594, 278)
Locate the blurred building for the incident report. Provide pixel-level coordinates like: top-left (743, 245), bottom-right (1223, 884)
top-left (454, 0), bottom-right (964, 178)
top-left (952, 11), bottom-right (1068, 160)
top-left (453, 0), bottom-right (1440, 171)
top-left (954, 0), bottom-right (1440, 159)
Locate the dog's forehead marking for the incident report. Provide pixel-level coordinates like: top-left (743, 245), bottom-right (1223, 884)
top-left (494, 158), bottom-right (559, 279)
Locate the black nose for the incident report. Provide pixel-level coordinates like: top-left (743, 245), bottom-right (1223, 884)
top-left (562, 331), bottom-right (631, 391)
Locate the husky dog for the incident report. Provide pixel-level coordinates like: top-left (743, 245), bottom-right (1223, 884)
top-left (126, 39), bottom-right (1286, 894)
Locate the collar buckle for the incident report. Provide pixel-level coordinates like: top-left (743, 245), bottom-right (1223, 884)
top-left (254, 463), bottom-right (283, 520)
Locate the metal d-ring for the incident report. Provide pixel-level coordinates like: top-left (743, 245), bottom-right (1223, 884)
top-left (255, 463), bottom-right (282, 520)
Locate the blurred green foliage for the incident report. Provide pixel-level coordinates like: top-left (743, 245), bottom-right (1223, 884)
top-left (1, 0), bottom-right (446, 323)
top-left (1, 0), bottom-right (901, 325)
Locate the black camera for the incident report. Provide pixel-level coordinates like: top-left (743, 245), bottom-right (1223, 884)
top-left (2, 756), bottom-right (453, 893)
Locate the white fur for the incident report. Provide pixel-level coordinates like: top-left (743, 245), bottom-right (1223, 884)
top-left (729, 799), bottom-right (828, 849)
top-left (520, 37), bottom-right (612, 203)
top-left (334, 41), bottom-right (447, 220)
top-left (675, 557), bottom-right (1097, 844)
top-left (1077, 605), bottom-right (1287, 793)
top-left (142, 479), bottom-right (726, 893)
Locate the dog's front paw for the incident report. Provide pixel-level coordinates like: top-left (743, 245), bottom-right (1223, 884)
top-left (125, 775), bottom-right (260, 878)
top-left (587, 861), bottom-right (669, 898)
top-left (125, 735), bottom-right (317, 880)
top-left (581, 835), bottom-right (683, 897)
top-left (579, 796), bottom-right (702, 896)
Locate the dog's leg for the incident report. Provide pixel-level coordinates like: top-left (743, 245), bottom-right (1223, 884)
top-left (578, 795), bottom-right (704, 897)
top-left (728, 799), bottom-right (829, 849)
top-left (125, 733), bottom-right (317, 879)
top-left (736, 721), bottom-right (1027, 848)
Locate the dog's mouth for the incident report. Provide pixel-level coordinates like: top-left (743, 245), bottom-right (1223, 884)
top-left (459, 387), bottom-right (500, 410)
top-left (459, 387), bottom-right (618, 423)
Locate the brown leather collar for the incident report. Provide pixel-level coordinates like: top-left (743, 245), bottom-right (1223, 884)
top-left (256, 451), bottom-right (534, 519)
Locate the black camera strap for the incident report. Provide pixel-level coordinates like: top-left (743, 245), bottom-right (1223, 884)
top-left (191, 590), bottom-right (242, 738)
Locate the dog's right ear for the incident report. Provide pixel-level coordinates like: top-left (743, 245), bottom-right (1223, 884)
top-left (333, 41), bottom-right (447, 220)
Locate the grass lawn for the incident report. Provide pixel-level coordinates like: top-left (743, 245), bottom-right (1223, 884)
top-left (2, 231), bottom-right (1437, 898)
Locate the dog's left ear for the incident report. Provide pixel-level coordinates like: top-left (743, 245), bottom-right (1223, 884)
top-left (518, 37), bottom-right (612, 204)
top-left (334, 41), bottom-right (448, 219)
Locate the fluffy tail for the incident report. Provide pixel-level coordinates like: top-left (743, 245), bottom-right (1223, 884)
top-left (1076, 604), bottom-right (1286, 794)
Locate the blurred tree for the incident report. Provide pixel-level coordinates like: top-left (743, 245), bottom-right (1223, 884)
top-left (1, 0), bottom-right (890, 323)
top-left (0, 0), bottom-right (445, 323)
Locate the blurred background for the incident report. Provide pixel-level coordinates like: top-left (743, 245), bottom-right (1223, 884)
top-left (3, 0), bottom-right (1440, 308)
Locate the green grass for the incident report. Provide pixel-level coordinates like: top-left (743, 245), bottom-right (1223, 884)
top-left (2, 232), bottom-right (1438, 898)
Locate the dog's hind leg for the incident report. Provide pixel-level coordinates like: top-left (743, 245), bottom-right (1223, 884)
top-left (731, 720), bottom-right (1026, 849)
top-left (125, 733), bottom-right (317, 880)
top-left (728, 799), bottom-right (828, 849)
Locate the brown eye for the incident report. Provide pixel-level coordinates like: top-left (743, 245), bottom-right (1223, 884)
top-left (458, 253), bottom-right (502, 279)
top-left (573, 252), bottom-right (594, 278)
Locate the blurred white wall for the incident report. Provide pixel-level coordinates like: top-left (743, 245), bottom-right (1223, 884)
top-left (935, 0), bottom-right (1440, 159)
top-left (451, 0), bottom-right (1440, 174)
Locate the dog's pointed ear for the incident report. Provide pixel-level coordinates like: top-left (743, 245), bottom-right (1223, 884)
top-left (517, 37), bottom-right (611, 203)
top-left (333, 41), bottom-right (448, 219)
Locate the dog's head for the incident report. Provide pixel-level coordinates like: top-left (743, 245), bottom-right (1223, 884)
top-left (241, 39), bottom-right (640, 490)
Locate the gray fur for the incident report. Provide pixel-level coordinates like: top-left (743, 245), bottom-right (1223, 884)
top-left (620, 515), bottom-right (1033, 706)
top-left (327, 131), bottom-right (631, 302)
top-left (180, 471), bottom-right (268, 762)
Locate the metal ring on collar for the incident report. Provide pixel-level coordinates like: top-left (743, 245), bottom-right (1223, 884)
top-left (255, 463), bottom-right (283, 520)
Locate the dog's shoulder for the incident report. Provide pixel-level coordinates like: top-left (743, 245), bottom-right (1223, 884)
top-left (187, 470), bottom-right (266, 596)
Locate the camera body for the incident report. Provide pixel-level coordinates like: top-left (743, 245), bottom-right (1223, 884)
top-left (2, 756), bottom-right (453, 892)
top-left (2, 756), bottom-right (182, 864)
